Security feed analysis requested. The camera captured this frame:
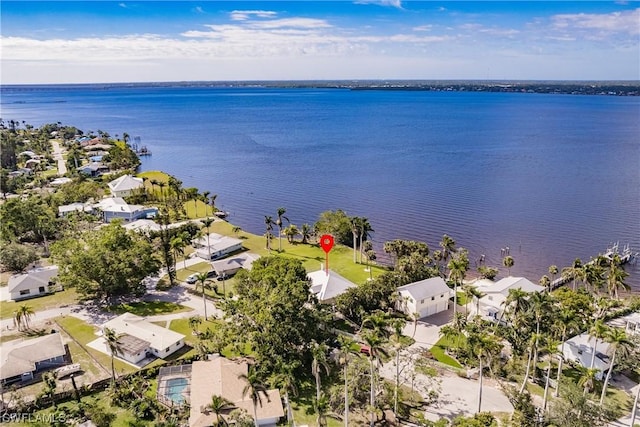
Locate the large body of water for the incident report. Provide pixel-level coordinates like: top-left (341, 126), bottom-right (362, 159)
top-left (2, 84), bottom-right (639, 288)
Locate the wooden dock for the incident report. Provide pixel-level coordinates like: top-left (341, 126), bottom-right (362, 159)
top-left (548, 243), bottom-right (637, 291)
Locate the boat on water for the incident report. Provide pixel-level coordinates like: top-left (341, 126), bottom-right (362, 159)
top-left (214, 211), bottom-right (229, 218)
top-left (136, 145), bottom-right (152, 156)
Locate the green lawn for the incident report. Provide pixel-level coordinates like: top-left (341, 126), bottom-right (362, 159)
top-left (107, 301), bottom-right (192, 316)
top-left (430, 336), bottom-right (463, 369)
top-left (0, 288), bottom-right (79, 319)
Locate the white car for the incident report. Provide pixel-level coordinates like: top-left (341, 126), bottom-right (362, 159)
top-left (185, 273), bottom-right (198, 284)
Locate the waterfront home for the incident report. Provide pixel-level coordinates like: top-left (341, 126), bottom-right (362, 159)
top-left (471, 276), bottom-right (544, 322)
top-left (8, 266), bottom-right (59, 301)
top-left (1, 333), bottom-right (67, 385)
top-left (608, 311), bottom-right (640, 336)
top-left (189, 356), bottom-right (284, 427)
top-left (94, 197), bottom-right (158, 223)
top-left (107, 174), bottom-right (144, 198)
top-left (396, 277), bottom-right (453, 319)
top-left (560, 333), bottom-right (611, 380)
top-left (58, 202), bottom-right (95, 217)
top-left (123, 219), bottom-right (162, 234)
top-left (194, 233), bottom-right (243, 260)
top-left (307, 268), bottom-right (357, 303)
top-left (211, 252), bottom-right (260, 278)
top-left (100, 313), bottom-right (185, 364)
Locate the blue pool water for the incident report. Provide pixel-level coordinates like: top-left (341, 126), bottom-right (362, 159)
top-left (165, 377), bottom-right (188, 404)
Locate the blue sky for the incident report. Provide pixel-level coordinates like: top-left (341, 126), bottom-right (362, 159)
top-left (1, 1), bottom-right (638, 83)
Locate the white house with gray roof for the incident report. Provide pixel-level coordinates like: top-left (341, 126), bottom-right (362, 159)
top-left (397, 276), bottom-right (453, 319)
top-left (307, 268), bottom-right (357, 303)
top-left (94, 197), bottom-right (157, 223)
top-left (107, 174), bottom-right (144, 198)
top-left (1, 333), bottom-right (67, 385)
top-left (8, 266), bottom-right (59, 301)
top-left (472, 276), bottom-right (545, 322)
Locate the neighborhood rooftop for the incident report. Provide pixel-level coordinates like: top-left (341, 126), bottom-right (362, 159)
top-left (102, 313), bottom-right (185, 352)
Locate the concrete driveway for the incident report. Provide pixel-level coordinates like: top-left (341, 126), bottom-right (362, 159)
top-left (405, 305), bottom-right (458, 349)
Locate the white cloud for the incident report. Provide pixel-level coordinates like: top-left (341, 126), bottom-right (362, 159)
top-left (118, 3), bottom-right (128, 8)
top-left (413, 25), bottom-right (433, 32)
top-left (193, 6), bottom-right (205, 14)
top-left (354, 0), bottom-right (403, 9)
top-left (551, 8), bottom-right (640, 35)
top-left (230, 10), bottom-right (277, 21)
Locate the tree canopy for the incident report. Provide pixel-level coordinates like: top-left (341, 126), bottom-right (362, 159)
top-left (313, 209), bottom-right (353, 247)
top-left (51, 222), bottom-right (160, 302)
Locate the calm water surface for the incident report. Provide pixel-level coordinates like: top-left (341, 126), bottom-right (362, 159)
top-left (2, 85), bottom-right (639, 288)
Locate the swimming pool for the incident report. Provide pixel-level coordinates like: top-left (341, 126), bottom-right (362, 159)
top-left (165, 377), bottom-right (188, 404)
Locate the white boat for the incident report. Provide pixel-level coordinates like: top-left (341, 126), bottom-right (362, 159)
top-left (54, 363), bottom-right (81, 378)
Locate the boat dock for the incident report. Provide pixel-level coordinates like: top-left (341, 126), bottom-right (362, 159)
top-left (548, 243), bottom-right (637, 291)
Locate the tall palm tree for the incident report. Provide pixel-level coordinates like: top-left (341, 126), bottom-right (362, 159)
top-left (606, 255), bottom-right (629, 299)
top-left (170, 233), bottom-right (187, 271)
top-left (196, 272), bottom-right (210, 320)
top-left (274, 207), bottom-right (289, 252)
top-left (239, 367), bottom-right (270, 427)
top-left (300, 223), bottom-right (312, 244)
top-left (390, 318), bottom-right (407, 418)
top-left (439, 234), bottom-right (456, 275)
top-left (202, 217), bottom-right (215, 261)
top-left (548, 265), bottom-right (559, 283)
top-left (588, 320), bottom-right (608, 370)
top-left (519, 332), bottom-right (542, 394)
top-left (311, 341), bottom-right (330, 402)
top-left (502, 255), bottom-right (514, 276)
top-left (202, 191), bottom-right (211, 215)
top-left (361, 330), bottom-right (388, 427)
top-left (358, 218), bottom-right (374, 264)
top-left (599, 328), bottom-right (631, 406)
top-left (337, 336), bottom-right (358, 427)
top-left (528, 292), bottom-right (551, 380)
top-left (157, 181), bottom-right (166, 201)
top-left (578, 366), bottom-right (599, 395)
top-left (542, 337), bottom-right (560, 413)
top-left (13, 304), bottom-right (34, 331)
top-left (467, 329), bottom-right (499, 414)
top-left (350, 217), bottom-right (360, 263)
top-left (269, 361), bottom-right (299, 427)
top-left (539, 275), bottom-right (551, 291)
top-left (210, 194), bottom-right (218, 210)
top-left (502, 288), bottom-right (529, 327)
top-left (554, 308), bottom-right (579, 397)
top-left (264, 216), bottom-right (274, 253)
top-left (448, 250), bottom-right (469, 320)
top-left (207, 395), bottom-right (235, 426)
top-left (103, 327), bottom-right (123, 384)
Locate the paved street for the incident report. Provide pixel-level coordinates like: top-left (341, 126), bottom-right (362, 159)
top-left (51, 140), bottom-right (67, 175)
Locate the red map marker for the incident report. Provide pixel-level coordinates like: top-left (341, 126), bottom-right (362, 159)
top-left (320, 234), bottom-right (334, 275)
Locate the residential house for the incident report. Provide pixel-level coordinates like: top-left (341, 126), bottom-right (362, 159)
top-left (194, 233), bottom-right (243, 260)
top-left (211, 252), bottom-right (260, 277)
top-left (77, 162), bottom-right (109, 177)
top-left (307, 268), bottom-right (357, 303)
top-left (471, 276), bottom-right (545, 322)
top-left (94, 197), bottom-right (158, 223)
top-left (560, 333), bottom-right (611, 380)
top-left (101, 313), bottom-right (185, 364)
top-left (107, 174), bottom-right (144, 198)
top-left (58, 202), bottom-right (95, 217)
top-left (608, 311), bottom-right (640, 336)
top-left (123, 219), bottom-right (162, 234)
top-left (189, 356), bottom-right (284, 427)
top-left (397, 276), bottom-right (453, 319)
top-left (1, 333), bottom-right (67, 385)
top-left (8, 266), bottom-right (59, 301)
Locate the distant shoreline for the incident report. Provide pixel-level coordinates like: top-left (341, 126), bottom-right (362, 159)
top-left (2, 80), bottom-right (639, 96)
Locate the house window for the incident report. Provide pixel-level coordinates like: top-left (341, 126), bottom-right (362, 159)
top-left (39, 286), bottom-right (45, 293)
top-left (431, 296), bottom-right (435, 301)
top-left (19, 289), bottom-right (30, 296)
top-left (441, 294), bottom-right (444, 298)
top-left (165, 347), bottom-right (170, 352)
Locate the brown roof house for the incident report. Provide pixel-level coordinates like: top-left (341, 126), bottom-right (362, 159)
top-left (189, 356), bottom-right (284, 427)
top-left (1, 333), bottom-right (67, 385)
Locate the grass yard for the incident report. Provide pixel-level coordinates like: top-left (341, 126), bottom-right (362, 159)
top-left (0, 288), bottom-right (79, 319)
top-left (430, 336), bottom-right (463, 369)
top-left (55, 316), bottom-right (136, 378)
top-left (107, 301), bottom-right (192, 316)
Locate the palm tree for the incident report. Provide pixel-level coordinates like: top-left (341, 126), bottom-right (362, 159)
top-left (337, 336), bottom-right (358, 427)
top-left (157, 181), bottom-right (166, 201)
top-left (300, 223), bottom-right (312, 244)
top-left (269, 361), bottom-right (299, 427)
top-left (170, 233), bottom-right (188, 271)
top-left (390, 318), bottom-right (407, 418)
top-left (103, 327), bottom-right (123, 383)
top-left (350, 217), bottom-right (359, 263)
top-left (606, 255), bottom-right (629, 299)
top-left (539, 275), bottom-right (551, 291)
top-left (358, 218), bottom-right (374, 264)
top-left (264, 216), bottom-right (274, 253)
top-left (239, 367), bottom-right (270, 427)
top-left (202, 191), bottom-right (211, 215)
top-left (554, 308), bottom-right (579, 397)
top-left (549, 265), bottom-right (559, 283)
top-left (207, 395), bottom-right (235, 426)
top-left (188, 315), bottom-right (202, 336)
top-left (542, 337), bottom-right (560, 413)
top-left (361, 330), bottom-right (388, 427)
top-left (502, 288), bottom-right (529, 327)
top-left (599, 328), bottom-right (631, 406)
top-left (578, 366), bottom-right (599, 395)
top-left (311, 341), bottom-right (330, 402)
top-left (528, 292), bottom-right (551, 380)
top-left (588, 320), bottom-right (608, 370)
top-left (210, 194), bottom-right (218, 211)
top-left (448, 250), bottom-right (469, 320)
top-left (562, 258), bottom-right (583, 290)
top-left (361, 311), bottom-right (392, 339)
top-left (196, 272), bottom-right (210, 320)
top-left (13, 304), bottom-right (34, 331)
top-left (519, 332), bottom-right (542, 394)
top-left (275, 207), bottom-right (289, 252)
top-left (467, 329), bottom-right (499, 414)
top-left (282, 224), bottom-right (300, 243)
top-left (439, 234), bottom-right (456, 275)
top-left (202, 217), bottom-right (215, 261)
top-left (502, 255), bottom-right (514, 276)
top-left (363, 241), bottom-right (377, 280)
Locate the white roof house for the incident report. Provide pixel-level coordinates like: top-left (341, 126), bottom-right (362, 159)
top-left (102, 313), bottom-right (185, 360)
top-left (1, 333), bottom-right (67, 384)
top-left (307, 269), bottom-right (357, 303)
top-left (195, 234), bottom-right (243, 260)
top-left (189, 356), bottom-right (284, 427)
top-left (94, 197), bottom-right (157, 223)
top-left (58, 202), bottom-right (95, 217)
top-left (473, 276), bottom-right (545, 321)
top-left (211, 252), bottom-right (260, 276)
top-left (123, 219), bottom-right (162, 234)
top-left (8, 266), bottom-right (59, 301)
top-left (560, 333), bottom-right (612, 380)
top-left (608, 311), bottom-right (640, 336)
top-left (107, 174), bottom-right (144, 198)
top-left (397, 276), bottom-right (452, 319)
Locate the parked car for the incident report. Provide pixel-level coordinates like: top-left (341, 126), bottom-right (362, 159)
top-left (216, 272), bottom-right (235, 281)
top-left (185, 273), bottom-right (198, 284)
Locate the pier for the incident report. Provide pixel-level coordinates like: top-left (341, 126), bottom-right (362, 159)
top-left (548, 243), bottom-right (637, 291)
